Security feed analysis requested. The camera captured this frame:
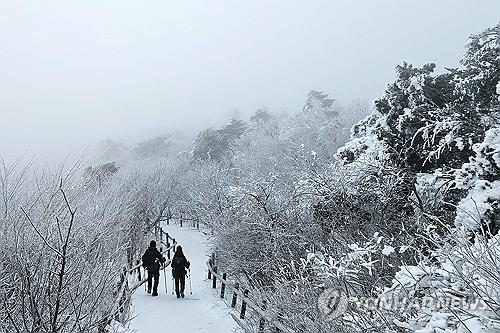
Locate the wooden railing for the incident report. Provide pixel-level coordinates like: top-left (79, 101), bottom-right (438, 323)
top-left (103, 214), bottom-right (289, 332)
top-left (206, 255), bottom-right (295, 333)
top-left (127, 226), bottom-right (177, 292)
top-left (99, 224), bottom-right (178, 332)
top-left (163, 210), bottom-right (200, 229)
top-left (164, 214), bottom-right (293, 332)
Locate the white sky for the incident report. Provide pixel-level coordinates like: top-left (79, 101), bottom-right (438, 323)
top-left (1, 0), bottom-right (499, 162)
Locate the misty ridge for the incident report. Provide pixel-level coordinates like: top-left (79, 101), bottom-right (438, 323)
top-left (86, 96), bottom-right (369, 167)
top-left (1, 2), bottom-right (500, 333)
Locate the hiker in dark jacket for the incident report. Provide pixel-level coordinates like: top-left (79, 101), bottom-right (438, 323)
top-left (171, 245), bottom-right (190, 298)
top-left (142, 240), bottom-right (167, 296)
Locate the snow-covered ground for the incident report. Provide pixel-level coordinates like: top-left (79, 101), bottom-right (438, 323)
top-left (127, 224), bottom-right (238, 332)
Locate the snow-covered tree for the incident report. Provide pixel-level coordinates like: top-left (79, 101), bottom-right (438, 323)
top-left (192, 119), bottom-right (247, 162)
top-left (133, 135), bottom-right (172, 159)
top-left (314, 22), bottom-right (500, 333)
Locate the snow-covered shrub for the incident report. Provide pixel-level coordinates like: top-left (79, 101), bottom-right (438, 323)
top-left (301, 22), bottom-right (500, 333)
top-left (0, 160), bottom-right (127, 332)
top-left (0, 152), bottom-right (193, 332)
top-left (497, 80), bottom-right (500, 100)
top-left (375, 231), bottom-right (500, 333)
top-left (337, 110), bottom-right (388, 162)
top-left (454, 127), bottom-right (500, 236)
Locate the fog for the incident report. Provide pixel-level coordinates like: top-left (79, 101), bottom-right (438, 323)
top-left (1, 0), bottom-right (499, 163)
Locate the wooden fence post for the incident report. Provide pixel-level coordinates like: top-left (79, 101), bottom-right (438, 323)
top-left (220, 273), bottom-right (227, 298)
top-left (118, 267), bottom-right (127, 320)
top-left (259, 300), bottom-right (267, 332)
top-left (136, 260), bottom-right (141, 281)
top-left (212, 267), bottom-right (217, 289)
top-left (240, 289), bottom-right (249, 319)
top-left (160, 227), bottom-right (163, 243)
top-left (231, 283), bottom-right (239, 308)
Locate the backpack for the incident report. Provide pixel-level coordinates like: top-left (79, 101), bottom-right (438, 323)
top-left (172, 256), bottom-right (183, 270)
top-left (142, 249), bottom-right (153, 269)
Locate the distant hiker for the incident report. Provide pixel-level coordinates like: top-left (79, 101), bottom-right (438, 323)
top-left (171, 245), bottom-right (190, 298)
top-left (142, 240), bottom-right (167, 296)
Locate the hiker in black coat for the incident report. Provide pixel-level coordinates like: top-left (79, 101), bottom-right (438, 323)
top-left (171, 245), bottom-right (190, 298)
top-left (142, 240), bottom-right (167, 296)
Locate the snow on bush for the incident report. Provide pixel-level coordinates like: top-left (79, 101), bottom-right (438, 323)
top-left (454, 127), bottom-right (500, 233)
top-left (378, 233), bottom-right (500, 333)
top-left (309, 231), bottom-right (402, 290)
top-left (415, 171), bottom-right (451, 211)
top-left (455, 127), bottom-right (500, 189)
top-left (497, 80), bottom-right (500, 100)
top-left (310, 22), bottom-right (500, 333)
top-left (337, 112), bottom-right (388, 162)
top-left (455, 180), bottom-right (500, 232)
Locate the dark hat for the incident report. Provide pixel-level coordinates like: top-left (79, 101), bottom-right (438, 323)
top-left (150, 240), bottom-right (156, 248)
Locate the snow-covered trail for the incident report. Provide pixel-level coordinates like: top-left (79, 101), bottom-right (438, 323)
top-left (128, 224), bottom-right (237, 332)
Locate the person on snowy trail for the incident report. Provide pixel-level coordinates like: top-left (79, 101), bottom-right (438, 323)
top-left (142, 240), bottom-right (167, 296)
top-left (171, 245), bottom-right (190, 298)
